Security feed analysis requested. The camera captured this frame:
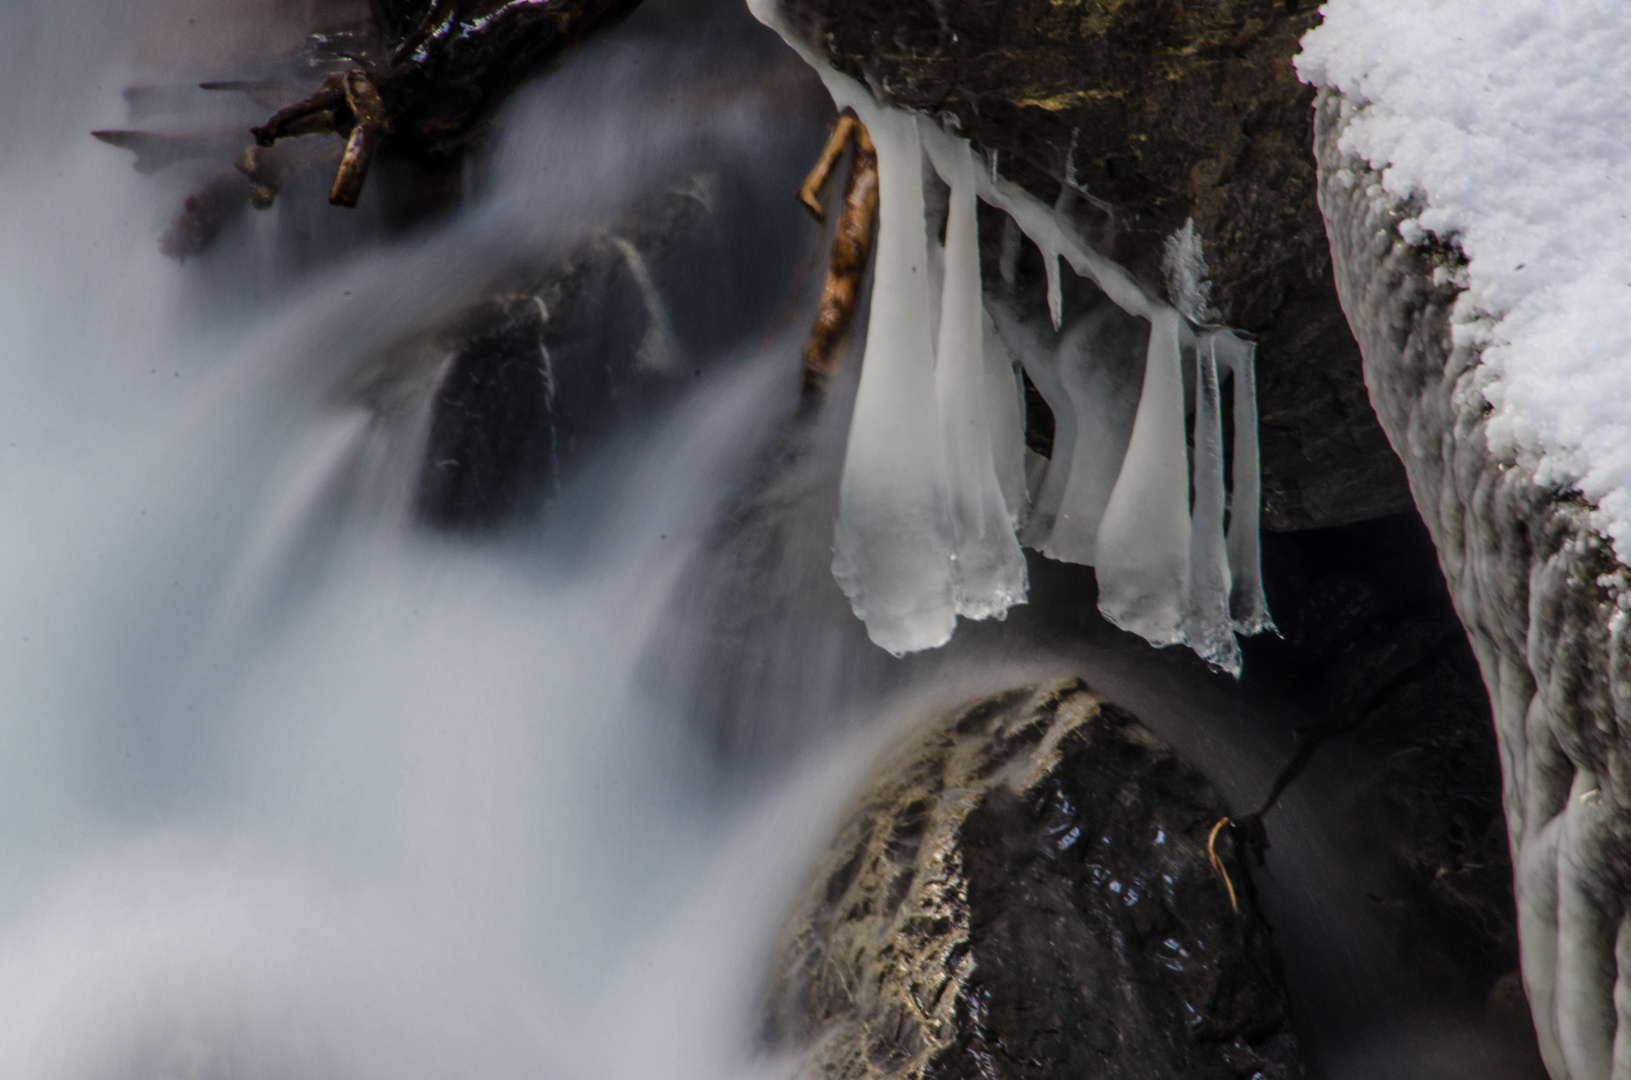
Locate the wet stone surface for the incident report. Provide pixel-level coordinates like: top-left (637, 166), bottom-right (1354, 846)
top-left (765, 679), bottom-right (1306, 1080)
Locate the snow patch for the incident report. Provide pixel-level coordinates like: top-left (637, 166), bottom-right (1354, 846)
top-left (1298, 0), bottom-right (1631, 560)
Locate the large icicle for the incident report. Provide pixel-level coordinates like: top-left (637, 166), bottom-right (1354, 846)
top-left (1094, 308), bottom-right (1191, 646)
top-left (1184, 339), bottom-right (1240, 674)
top-left (982, 312), bottom-right (1029, 525)
top-left (985, 298), bottom-right (1076, 549)
top-left (977, 160), bottom-right (1273, 664)
top-left (1211, 331), bottom-right (1273, 635)
top-left (926, 134), bottom-right (1028, 619)
top-left (1038, 306), bottom-right (1142, 566)
top-left (826, 103), bottom-right (959, 655)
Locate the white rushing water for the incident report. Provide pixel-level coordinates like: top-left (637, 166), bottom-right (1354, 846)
top-left (0, 3), bottom-right (883, 1076)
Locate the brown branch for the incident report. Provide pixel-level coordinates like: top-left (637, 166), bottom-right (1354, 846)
top-left (389, 0), bottom-right (459, 65)
top-left (801, 113), bottom-right (878, 393)
top-left (329, 71), bottom-right (390, 207)
top-left (247, 0), bottom-right (647, 209)
top-left (797, 113), bottom-right (857, 221)
top-left (1207, 817), bottom-right (1240, 915)
top-left (250, 73), bottom-right (349, 147)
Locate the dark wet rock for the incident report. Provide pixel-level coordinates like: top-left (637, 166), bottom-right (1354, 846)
top-left (773, 0), bottom-right (1411, 530)
top-left (1245, 514), bottom-right (1520, 1004)
top-left (407, 172), bottom-right (783, 529)
top-left (765, 679), bottom-right (1306, 1080)
top-left (404, 97), bottom-right (828, 528)
top-left (417, 296), bottom-right (556, 528)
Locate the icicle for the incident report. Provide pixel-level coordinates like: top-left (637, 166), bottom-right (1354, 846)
top-left (1042, 247), bottom-right (1064, 332)
top-left (1039, 305), bottom-right (1143, 566)
top-left (971, 165), bottom-right (1156, 321)
top-left (1184, 339), bottom-right (1240, 674)
top-left (985, 297), bottom-right (1075, 549)
top-left (998, 217), bottom-right (1022, 293)
top-left (1211, 332), bottom-right (1273, 634)
top-left (925, 130), bottom-right (1027, 620)
top-left (981, 311), bottom-right (1028, 524)
top-left (1094, 308), bottom-right (1190, 645)
top-left (827, 105), bottom-right (959, 655)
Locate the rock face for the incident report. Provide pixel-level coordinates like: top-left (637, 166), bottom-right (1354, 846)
top-left (764, 679), bottom-right (1306, 1080)
top-left (773, 0), bottom-right (1410, 530)
top-left (412, 182), bottom-right (726, 529)
top-left (1248, 513), bottom-right (1522, 1003)
top-left (1314, 89), bottom-right (1631, 1080)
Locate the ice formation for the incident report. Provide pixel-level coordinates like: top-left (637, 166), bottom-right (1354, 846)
top-left (1299, 0), bottom-right (1631, 561)
top-left (826, 102), bottom-right (962, 655)
top-left (748, 0), bottom-right (1270, 671)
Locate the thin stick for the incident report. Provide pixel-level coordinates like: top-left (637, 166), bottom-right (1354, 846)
top-left (329, 71), bottom-right (389, 208)
top-left (801, 116), bottom-right (877, 392)
top-left (798, 112), bottom-right (858, 221)
top-left (1207, 817), bottom-right (1239, 914)
top-left (250, 73), bottom-right (348, 147)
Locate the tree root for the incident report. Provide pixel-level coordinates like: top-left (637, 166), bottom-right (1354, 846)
top-left (99, 0), bottom-right (647, 253)
top-left (247, 0), bottom-right (644, 209)
top-left (799, 110), bottom-right (878, 394)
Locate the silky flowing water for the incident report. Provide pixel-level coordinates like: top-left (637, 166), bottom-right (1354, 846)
top-left (0, 1), bottom-right (1547, 1078)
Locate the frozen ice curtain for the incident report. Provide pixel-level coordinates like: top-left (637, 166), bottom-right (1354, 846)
top-left (748, 0), bottom-right (1270, 670)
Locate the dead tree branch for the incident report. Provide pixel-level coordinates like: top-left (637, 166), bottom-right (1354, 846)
top-left (800, 110), bottom-right (878, 393)
top-left (251, 0), bottom-right (646, 208)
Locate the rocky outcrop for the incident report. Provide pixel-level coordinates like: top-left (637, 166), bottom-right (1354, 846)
top-left (774, 0), bottom-right (1410, 531)
top-left (322, 4), bottom-right (836, 531)
top-left (1315, 89), bottom-right (1631, 1080)
top-left (764, 679), bottom-right (1306, 1080)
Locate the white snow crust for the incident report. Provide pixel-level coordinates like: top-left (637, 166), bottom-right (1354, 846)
top-left (1299, 1), bottom-right (1631, 559)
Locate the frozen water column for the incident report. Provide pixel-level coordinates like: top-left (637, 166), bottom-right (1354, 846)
top-left (924, 131), bottom-right (1028, 622)
top-left (826, 103), bottom-right (960, 655)
top-left (1094, 307), bottom-right (1191, 646)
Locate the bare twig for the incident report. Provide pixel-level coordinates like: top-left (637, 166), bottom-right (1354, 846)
top-left (797, 113), bottom-right (857, 221)
top-left (1207, 817), bottom-right (1240, 915)
top-left (329, 70), bottom-right (389, 207)
top-left (250, 72), bottom-right (349, 147)
top-left (801, 111), bottom-right (878, 393)
top-left (90, 128), bottom-right (246, 175)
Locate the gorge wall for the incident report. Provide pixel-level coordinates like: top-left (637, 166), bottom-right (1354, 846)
top-left (1316, 91), bottom-right (1631, 1080)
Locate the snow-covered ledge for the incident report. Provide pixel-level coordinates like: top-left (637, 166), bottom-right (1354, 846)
top-left (1314, 86), bottom-right (1631, 1080)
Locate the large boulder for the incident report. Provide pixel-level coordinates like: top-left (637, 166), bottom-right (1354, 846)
top-left (764, 679), bottom-right (1307, 1080)
top-left (771, 0), bottom-right (1410, 531)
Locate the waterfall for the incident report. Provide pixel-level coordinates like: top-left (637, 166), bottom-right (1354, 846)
top-left (0, 2), bottom-right (1547, 1078)
top-left (0, 3), bottom-right (881, 1075)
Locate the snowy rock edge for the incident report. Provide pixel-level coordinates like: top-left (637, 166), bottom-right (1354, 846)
top-left (1314, 87), bottom-right (1631, 1080)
